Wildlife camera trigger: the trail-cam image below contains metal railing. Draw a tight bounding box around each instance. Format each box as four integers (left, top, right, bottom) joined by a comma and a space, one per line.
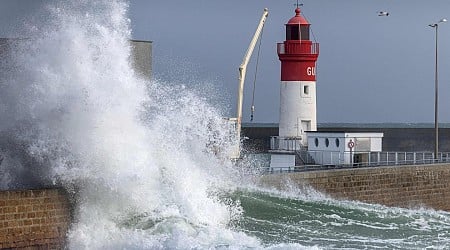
263, 151, 450, 173
277, 42, 319, 55
270, 136, 302, 151
353, 151, 450, 166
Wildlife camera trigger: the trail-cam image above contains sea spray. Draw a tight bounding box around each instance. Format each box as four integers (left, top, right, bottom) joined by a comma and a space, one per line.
0, 0, 260, 249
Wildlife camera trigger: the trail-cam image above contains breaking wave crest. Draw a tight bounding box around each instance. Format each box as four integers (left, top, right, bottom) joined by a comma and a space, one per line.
0, 1, 267, 248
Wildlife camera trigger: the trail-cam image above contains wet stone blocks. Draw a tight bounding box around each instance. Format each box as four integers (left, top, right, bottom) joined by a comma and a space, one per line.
260, 164, 450, 211
0, 189, 71, 249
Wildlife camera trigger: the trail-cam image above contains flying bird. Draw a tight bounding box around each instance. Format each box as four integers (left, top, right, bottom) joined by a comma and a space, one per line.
378, 11, 389, 16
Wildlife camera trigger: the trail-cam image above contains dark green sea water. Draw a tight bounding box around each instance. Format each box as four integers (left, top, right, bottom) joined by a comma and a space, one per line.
230, 188, 450, 249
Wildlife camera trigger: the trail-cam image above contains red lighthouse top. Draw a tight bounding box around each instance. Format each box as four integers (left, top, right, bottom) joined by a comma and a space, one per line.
278, 7, 319, 81
286, 8, 309, 25
284, 7, 312, 41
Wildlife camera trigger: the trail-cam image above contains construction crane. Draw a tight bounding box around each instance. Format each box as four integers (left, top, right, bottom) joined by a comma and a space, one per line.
230, 8, 268, 159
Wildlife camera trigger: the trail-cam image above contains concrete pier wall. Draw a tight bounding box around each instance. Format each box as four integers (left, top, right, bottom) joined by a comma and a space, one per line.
259, 163, 450, 211
130, 39, 152, 80
242, 123, 450, 153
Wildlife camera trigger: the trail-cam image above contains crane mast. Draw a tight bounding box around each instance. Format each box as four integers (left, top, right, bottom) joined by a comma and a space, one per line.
231, 8, 268, 159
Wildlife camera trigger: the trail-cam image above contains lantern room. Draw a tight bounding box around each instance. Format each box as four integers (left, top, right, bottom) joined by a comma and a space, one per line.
285, 8, 310, 41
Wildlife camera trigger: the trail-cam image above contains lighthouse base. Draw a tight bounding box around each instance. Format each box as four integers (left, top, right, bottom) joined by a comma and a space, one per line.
270, 153, 295, 170
268, 136, 302, 170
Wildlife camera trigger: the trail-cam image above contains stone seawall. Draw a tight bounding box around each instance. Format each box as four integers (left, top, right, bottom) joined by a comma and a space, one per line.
0, 189, 71, 249
2, 164, 450, 248
259, 164, 450, 211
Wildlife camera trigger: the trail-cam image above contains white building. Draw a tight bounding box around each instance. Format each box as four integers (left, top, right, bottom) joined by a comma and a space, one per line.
306, 132, 384, 165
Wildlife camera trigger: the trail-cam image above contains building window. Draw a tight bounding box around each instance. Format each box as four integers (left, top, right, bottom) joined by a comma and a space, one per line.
301, 84, 311, 98
314, 138, 319, 147
325, 138, 329, 147
335, 138, 340, 147
300, 25, 310, 40
286, 25, 310, 40
286, 26, 299, 40
303, 85, 309, 95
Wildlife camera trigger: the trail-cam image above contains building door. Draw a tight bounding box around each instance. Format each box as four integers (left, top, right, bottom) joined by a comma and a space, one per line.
353, 154, 362, 166
301, 120, 311, 134
297, 119, 311, 143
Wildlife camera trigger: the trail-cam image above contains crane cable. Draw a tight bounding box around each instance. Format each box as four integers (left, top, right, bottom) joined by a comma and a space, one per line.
250, 22, 265, 122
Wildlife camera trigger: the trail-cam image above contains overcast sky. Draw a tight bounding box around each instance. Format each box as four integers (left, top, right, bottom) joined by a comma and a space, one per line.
1, 1, 450, 124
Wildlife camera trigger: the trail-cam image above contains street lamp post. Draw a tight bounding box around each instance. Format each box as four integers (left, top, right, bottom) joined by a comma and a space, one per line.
429, 18, 447, 161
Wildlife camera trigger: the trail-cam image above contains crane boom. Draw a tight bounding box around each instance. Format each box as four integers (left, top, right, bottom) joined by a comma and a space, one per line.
232, 8, 268, 159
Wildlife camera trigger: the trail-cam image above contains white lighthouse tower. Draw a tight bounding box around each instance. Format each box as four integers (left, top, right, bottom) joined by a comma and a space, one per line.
277, 7, 319, 146
270, 6, 319, 168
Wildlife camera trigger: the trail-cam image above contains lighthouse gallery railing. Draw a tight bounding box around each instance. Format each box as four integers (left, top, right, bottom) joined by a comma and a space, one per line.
277, 42, 319, 55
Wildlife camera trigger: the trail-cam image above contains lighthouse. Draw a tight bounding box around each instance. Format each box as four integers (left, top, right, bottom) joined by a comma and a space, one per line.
269, 8, 385, 169
277, 7, 319, 146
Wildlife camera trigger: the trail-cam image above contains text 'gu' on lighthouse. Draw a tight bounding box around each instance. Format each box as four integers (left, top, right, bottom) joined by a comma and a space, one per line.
277, 6, 319, 145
